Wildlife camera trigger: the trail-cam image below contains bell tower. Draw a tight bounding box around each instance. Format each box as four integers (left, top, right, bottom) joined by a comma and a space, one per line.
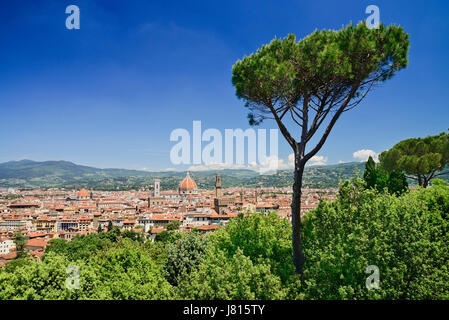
215, 174, 222, 199
154, 178, 160, 197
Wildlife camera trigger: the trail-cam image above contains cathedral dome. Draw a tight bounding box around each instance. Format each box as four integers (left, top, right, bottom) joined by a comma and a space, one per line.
179, 172, 197, 191
77, 189, 90, 198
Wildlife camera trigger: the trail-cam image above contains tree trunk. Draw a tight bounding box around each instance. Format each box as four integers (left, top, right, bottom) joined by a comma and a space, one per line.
423, 177, 429, 188
291, 159, 306, 276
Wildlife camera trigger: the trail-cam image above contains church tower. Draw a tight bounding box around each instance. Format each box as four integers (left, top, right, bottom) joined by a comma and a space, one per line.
215, 174, 222, 199
154, 178, 160, 197
213, 173, 235, 214
148, 178, 165, 207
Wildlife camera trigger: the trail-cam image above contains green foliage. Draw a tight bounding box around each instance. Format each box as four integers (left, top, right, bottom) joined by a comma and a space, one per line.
210, 213, 294, 282
13, 231, 27, 259
46, 234, 111, 261
3, 257, 32, 273
84, 240, 173, 299
178, 248, 288, 300
232, 22, 409, 126
380, 132, 449, 187
363, 156, 377, 188
386, 170, 408, 196
164, 232, 209, 286
431, 178, 449, 187
302, 179, 449, 299
155, 230, 182, 244
166, 220, 180, 231
176, 213, 300, 300
363, 156, 408, 195
121, 230, 145, 243
0, 239, 173, 300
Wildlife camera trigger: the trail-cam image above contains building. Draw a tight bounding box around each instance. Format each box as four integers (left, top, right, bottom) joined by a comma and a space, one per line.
77, 189, 91, 200
153, 178, 160, 197
0, 238, 15, 255
0, 219, 31, 231
149, 178, 165, 207
179, 172, 198, 196
148, 197, 165, 207
213, 174, 235, 213
57, 218, 79, 232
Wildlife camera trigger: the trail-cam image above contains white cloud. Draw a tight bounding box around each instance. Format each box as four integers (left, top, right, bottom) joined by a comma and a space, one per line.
185, 153, 328, 173
252, 155, 293, 174
288, 153, 295, 167
307, 155, 328, 166
353, 149, 379, 162
187, 162, 248, 171
187, 154, 294, 174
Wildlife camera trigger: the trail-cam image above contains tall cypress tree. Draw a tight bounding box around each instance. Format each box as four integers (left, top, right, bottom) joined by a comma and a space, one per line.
13, 230, 27, 259
363, 156, 377, 189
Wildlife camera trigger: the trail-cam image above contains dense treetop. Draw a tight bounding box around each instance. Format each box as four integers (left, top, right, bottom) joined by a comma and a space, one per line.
380, 132, 449, 187
232, 22, 409, 129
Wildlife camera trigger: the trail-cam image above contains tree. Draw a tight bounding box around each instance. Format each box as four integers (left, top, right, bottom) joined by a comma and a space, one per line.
13, 230, 27, 259
431, 178, 448, 187
363, 156, 378, 189
97, 225, 102, 233
107, 220, 113, 231
232, 22, 409, 275
155, 230, 182, 244
363, 156, 408, 195
379, 132, 449, 187
211, 212, 294, 283
122, 230, 145, 243
165, 232, 209, 286
0, 240, 174, 300
302, 178, 449, 299
178, 248, 288, 300
386, 170, 408, 195
166, 220, 180, 231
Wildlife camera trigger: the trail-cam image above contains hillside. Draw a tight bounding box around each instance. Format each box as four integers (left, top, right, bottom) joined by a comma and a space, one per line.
0, 160, 366, 190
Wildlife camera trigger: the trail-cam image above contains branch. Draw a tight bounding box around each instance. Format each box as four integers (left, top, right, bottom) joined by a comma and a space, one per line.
267, 100, 297, 150
433, 171, 449, 178
303, 85, 359, 163
290, 109, 302, 127
298, 95, 310, 161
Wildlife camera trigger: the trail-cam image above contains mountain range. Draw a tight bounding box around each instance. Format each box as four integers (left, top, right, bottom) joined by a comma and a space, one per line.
0, 159, 367, 190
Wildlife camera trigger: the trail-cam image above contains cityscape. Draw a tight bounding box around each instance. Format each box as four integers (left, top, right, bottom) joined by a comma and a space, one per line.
0, 0, 448, 309
0, 172, 337, 265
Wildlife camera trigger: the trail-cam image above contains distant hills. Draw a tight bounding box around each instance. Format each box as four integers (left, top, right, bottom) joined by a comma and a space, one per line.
0, 159, 367, 190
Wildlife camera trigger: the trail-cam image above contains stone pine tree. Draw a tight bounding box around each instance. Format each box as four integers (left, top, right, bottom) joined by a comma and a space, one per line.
380, 132, 449, 188
232, 22, 409, 275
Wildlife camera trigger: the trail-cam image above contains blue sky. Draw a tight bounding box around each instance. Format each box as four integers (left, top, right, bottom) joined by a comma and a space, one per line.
0, 0, 448, 171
